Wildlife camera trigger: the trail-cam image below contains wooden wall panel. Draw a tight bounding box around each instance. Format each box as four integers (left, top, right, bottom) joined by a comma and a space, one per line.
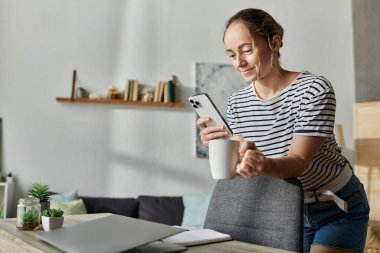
354, 102, 380, 233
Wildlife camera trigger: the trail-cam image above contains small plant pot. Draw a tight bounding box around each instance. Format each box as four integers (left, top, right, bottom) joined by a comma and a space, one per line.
42, 216, 64, 231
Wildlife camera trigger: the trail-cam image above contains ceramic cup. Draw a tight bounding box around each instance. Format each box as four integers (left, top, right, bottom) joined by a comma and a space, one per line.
209, 139, 240, 179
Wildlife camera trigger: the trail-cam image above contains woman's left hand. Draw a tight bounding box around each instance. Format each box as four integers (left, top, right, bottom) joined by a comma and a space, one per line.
237, 141, 269, 179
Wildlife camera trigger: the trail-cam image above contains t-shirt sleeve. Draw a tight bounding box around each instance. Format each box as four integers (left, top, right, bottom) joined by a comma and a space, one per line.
294, 76, 336, 137
226, 95, 238, 135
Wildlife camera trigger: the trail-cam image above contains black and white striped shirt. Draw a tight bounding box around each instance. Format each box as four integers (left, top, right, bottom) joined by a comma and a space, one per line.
227, 71, 347, 191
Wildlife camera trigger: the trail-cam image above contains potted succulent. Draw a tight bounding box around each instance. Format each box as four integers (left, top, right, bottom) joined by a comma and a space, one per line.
27, 183, 52, 213
41, 208, 64, 231
17, 210, 39, 231
6, 172, 13, 183
0, 173, 5, 182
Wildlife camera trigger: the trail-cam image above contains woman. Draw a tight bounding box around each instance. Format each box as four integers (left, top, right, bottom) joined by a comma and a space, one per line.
197, 8, 369, 253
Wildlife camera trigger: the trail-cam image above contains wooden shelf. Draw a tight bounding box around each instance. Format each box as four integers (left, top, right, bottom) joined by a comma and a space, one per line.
56, 97, 185, 108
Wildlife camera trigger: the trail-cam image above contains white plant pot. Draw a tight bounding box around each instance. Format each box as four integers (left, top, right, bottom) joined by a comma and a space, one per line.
42, 216, 64, 231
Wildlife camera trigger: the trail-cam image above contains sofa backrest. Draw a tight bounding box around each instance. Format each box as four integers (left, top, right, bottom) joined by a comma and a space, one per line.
81, 197, 139, 218
137, 196, 184, 225
80, 195, 185, 226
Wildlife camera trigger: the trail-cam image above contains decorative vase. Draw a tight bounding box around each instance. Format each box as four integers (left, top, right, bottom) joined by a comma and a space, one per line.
6, 176, 13, 183
40, 201, 50, 214
41, 216, 64, 231
16, 197, 41, 231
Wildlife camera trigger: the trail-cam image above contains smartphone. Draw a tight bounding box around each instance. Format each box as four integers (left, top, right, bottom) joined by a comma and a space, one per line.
188, 93, 233, 136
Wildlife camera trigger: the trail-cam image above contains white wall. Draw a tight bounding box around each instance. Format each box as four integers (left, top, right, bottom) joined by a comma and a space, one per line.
0, 0, 355, 213
353, 0, 380, 102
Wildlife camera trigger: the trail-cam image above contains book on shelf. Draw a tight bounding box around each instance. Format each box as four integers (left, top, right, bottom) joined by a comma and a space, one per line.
128, 80, 134, 101
154, 81, 165, 102
162, 228, 232, 246
132, 80, 139, 101
153, 80, 175, 103
167, 80, 174, 102
158, 82, 165, 102
152, 76, 177, 103
124, 81, 130, 101
153, 81, 160, 102
164, 78, 175, 103
163, 81, 169, 103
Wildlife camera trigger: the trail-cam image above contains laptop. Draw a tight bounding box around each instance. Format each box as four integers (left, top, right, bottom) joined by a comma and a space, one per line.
37, 214, 187, 253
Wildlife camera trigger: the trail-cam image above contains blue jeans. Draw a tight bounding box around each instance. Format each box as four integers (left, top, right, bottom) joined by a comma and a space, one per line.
304, 175, 370, 253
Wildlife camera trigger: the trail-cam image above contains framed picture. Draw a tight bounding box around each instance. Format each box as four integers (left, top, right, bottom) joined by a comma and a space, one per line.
195, 62, 246, 158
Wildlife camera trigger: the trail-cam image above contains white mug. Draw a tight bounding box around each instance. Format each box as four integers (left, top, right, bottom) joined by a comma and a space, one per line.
209, 139, 240, 179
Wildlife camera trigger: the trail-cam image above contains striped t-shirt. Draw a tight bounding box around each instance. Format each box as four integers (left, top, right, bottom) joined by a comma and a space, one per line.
226, 71, 347, 191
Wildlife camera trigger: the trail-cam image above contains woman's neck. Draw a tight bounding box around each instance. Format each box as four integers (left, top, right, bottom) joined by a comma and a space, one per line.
253, 69, 300, 100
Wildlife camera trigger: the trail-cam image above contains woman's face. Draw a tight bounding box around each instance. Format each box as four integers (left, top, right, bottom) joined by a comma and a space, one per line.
224, 22, 273, 83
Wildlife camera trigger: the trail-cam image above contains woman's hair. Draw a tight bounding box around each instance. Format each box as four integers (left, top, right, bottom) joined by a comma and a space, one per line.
223, 8, 284, 57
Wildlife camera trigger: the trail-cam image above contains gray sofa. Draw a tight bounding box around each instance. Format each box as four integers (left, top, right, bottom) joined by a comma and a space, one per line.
81, 195, 185, 226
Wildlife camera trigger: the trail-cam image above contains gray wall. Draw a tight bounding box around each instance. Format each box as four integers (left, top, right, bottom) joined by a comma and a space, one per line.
353, 0, 380, 102
0, 0, 356, 214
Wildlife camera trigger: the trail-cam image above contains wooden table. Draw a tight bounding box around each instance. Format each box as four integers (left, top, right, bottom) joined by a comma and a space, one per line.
0, 213, 295, 253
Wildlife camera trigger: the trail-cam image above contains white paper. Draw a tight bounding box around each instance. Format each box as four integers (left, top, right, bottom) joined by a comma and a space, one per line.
162, 229, 232, 246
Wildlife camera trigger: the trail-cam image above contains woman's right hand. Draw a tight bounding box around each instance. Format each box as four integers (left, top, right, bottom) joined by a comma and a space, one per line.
197, 117, 230, 148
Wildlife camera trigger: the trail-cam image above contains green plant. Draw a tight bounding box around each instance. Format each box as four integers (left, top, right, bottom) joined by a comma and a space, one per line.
27, 183, 51, 202
42, 208, 64, 218
22, 210, 38, 222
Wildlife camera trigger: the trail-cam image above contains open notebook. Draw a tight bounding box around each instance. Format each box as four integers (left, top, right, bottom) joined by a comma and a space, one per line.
162, 229, 232, 246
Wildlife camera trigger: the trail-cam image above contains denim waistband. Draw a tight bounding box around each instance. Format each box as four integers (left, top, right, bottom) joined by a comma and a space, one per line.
304, 163, 352, 212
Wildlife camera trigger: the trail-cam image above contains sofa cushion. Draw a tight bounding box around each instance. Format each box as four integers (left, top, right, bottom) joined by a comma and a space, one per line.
181, 192, 212, 229
50, 199, 87, 216
50, 190, 79, 202
138, 196, 184, 225
81, 197, 139, 218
